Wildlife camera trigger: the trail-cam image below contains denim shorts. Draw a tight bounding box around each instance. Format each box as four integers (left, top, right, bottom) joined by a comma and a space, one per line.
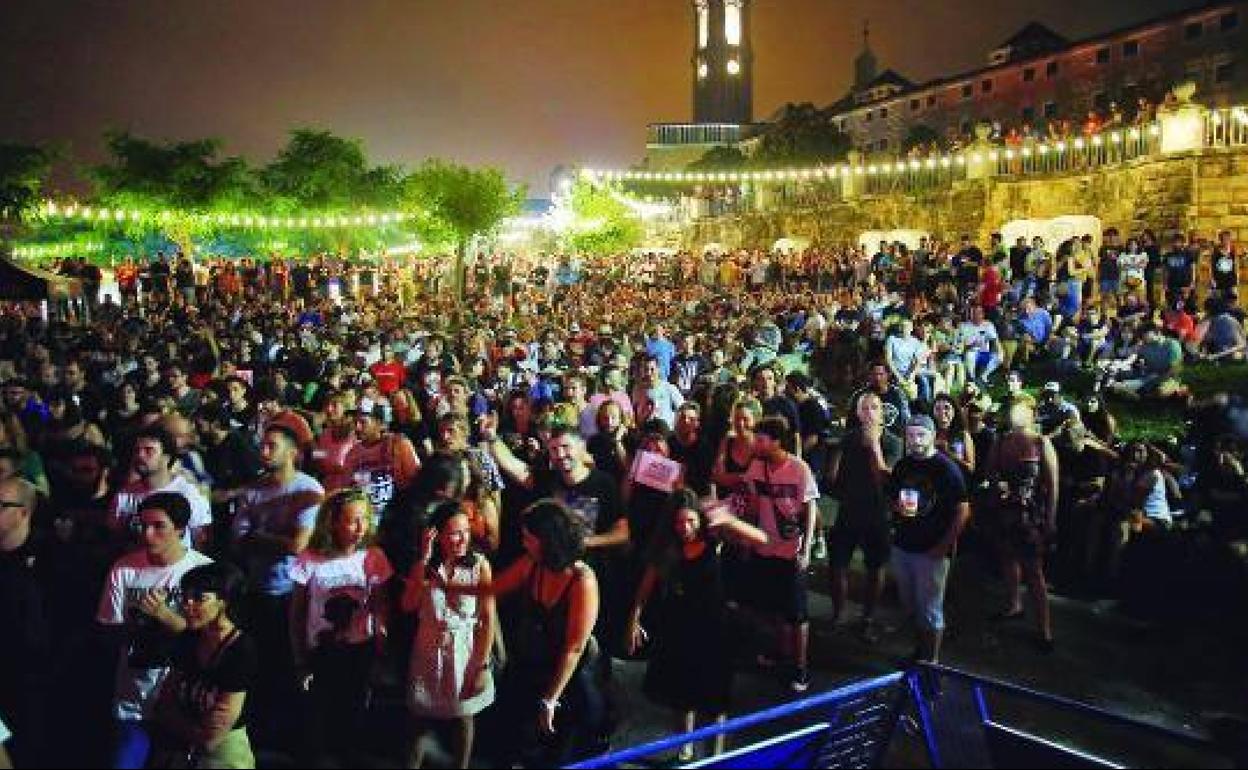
890, 547, 952, 632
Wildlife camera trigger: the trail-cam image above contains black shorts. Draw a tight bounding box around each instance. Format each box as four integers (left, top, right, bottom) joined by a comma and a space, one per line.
742, 556, 808, 624
828, 520, 891, 570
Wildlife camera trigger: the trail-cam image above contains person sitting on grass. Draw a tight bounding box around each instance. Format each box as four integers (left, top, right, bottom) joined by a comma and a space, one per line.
1196, 299, 1248, 364
1104, 325, 1189, 403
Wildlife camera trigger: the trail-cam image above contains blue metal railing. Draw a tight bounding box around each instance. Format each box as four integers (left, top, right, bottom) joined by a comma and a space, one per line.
913, 663, 1215, 751
569, 664, 1228, 769
567, 672, 906, 769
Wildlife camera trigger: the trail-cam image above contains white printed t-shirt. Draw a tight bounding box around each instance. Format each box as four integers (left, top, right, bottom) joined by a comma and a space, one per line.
109, 475, 213, 548
96, 548, 214, 720
290, 548, 395, 650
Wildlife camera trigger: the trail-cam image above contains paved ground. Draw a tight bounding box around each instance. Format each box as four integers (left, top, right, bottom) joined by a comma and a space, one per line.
595, 549, 1247, 769
286, 544, 1245, 768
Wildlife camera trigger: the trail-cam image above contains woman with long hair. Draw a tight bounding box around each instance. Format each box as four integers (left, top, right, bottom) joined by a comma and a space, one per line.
149, 562, 258, 769
932, 393, 975, 477
585, 400, 632, 484
712, 396, 762, 603
0, 414, 48, 496
289, 489, 395, 763
401, 501, 497, 768
984, 403, 1060, 651
450, 499, 605, 766
626, 490, 767, 761
390, 386, 434, 459
312, 391, 358, 491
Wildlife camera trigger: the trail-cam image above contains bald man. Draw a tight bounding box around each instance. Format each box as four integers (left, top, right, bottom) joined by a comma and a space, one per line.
0, 477, 50, 767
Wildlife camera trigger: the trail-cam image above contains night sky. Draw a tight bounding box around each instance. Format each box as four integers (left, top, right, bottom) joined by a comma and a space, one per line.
0, 0, 1198, 194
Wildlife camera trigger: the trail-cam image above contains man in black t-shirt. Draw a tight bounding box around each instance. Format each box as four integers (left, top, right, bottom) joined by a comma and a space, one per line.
0, 478, 52, 767
888, 415, 970, 663
1163, 233, 1196, 306
827, 392, 902, 637
1211, 230, 1241, 301
847, 362, 912, 437
488, 424, 628, 645
785, 372, 833, 485
752, 364, 802, 454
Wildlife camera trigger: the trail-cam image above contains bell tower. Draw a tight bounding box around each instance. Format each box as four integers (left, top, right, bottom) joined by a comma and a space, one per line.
692, 0, 754, 124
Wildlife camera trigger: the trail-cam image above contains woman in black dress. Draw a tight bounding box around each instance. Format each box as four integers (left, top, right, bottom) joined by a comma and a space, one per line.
625, 490, 767, 762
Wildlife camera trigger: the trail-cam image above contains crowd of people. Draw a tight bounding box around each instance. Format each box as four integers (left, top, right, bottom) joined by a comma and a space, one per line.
2, 224, 1247, 769
903, 95, 1160, 157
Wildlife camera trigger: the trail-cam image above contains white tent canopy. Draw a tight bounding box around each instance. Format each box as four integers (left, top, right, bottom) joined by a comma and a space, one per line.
772, 237, 812, 254
1000, 215, 1103, 253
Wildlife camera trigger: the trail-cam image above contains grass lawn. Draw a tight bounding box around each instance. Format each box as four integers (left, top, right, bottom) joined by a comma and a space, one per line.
789, 352, 1248, 443
1111, 361, 1248, 441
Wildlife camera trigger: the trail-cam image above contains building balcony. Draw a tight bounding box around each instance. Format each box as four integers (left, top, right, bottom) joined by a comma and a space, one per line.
647, 122, 762, 147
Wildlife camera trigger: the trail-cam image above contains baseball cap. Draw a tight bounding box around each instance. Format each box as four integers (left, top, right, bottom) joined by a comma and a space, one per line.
906, 414, 936, 433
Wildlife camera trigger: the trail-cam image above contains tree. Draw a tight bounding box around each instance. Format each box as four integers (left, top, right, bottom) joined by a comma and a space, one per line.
0, 142, 56, 223
564, 180, 643, 256
903, 124, 942, 153
91, 131, 258, 253
403, 160, 524, 301
751, 102, 850, 165
688, 145, 748, 170
260, 129, 403, 212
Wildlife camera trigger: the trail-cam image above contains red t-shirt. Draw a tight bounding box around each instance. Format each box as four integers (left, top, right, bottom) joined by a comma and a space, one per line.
980, 266, 1004, 310
369, 360, 407, 395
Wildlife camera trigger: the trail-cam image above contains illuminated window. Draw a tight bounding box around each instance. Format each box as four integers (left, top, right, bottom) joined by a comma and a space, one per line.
698, 60, 709, 79
727, 59, 741, 75
697, 1, 709, 49
725, 0, 743, 46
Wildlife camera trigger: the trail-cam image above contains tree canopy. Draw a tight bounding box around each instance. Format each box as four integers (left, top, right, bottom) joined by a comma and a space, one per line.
0, 142, 57, 221
903, 124, 942, 153
403, 160, 524, 251
750, 102, 851, 165
402, 159, 525, 298
260, 129, 403, 212
564, 180, 643, 256
688, 145, 749, 171
92, 131, 257, 212
14, 128, 523, 263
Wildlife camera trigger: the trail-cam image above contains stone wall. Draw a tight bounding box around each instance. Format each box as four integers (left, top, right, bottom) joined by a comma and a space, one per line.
683, 145, 1248, 249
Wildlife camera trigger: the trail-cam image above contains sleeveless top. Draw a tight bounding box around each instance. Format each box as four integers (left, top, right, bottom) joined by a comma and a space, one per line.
514, 564, 596, 673
721, 436, 754, 521
996, 434, 1046, 530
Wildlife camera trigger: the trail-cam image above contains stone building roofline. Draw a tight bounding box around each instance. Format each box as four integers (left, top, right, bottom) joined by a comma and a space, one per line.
824, 0, 1239, 115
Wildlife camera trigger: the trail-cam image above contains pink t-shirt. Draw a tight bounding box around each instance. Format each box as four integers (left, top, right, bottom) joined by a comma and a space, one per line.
744, 455, 820, 561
